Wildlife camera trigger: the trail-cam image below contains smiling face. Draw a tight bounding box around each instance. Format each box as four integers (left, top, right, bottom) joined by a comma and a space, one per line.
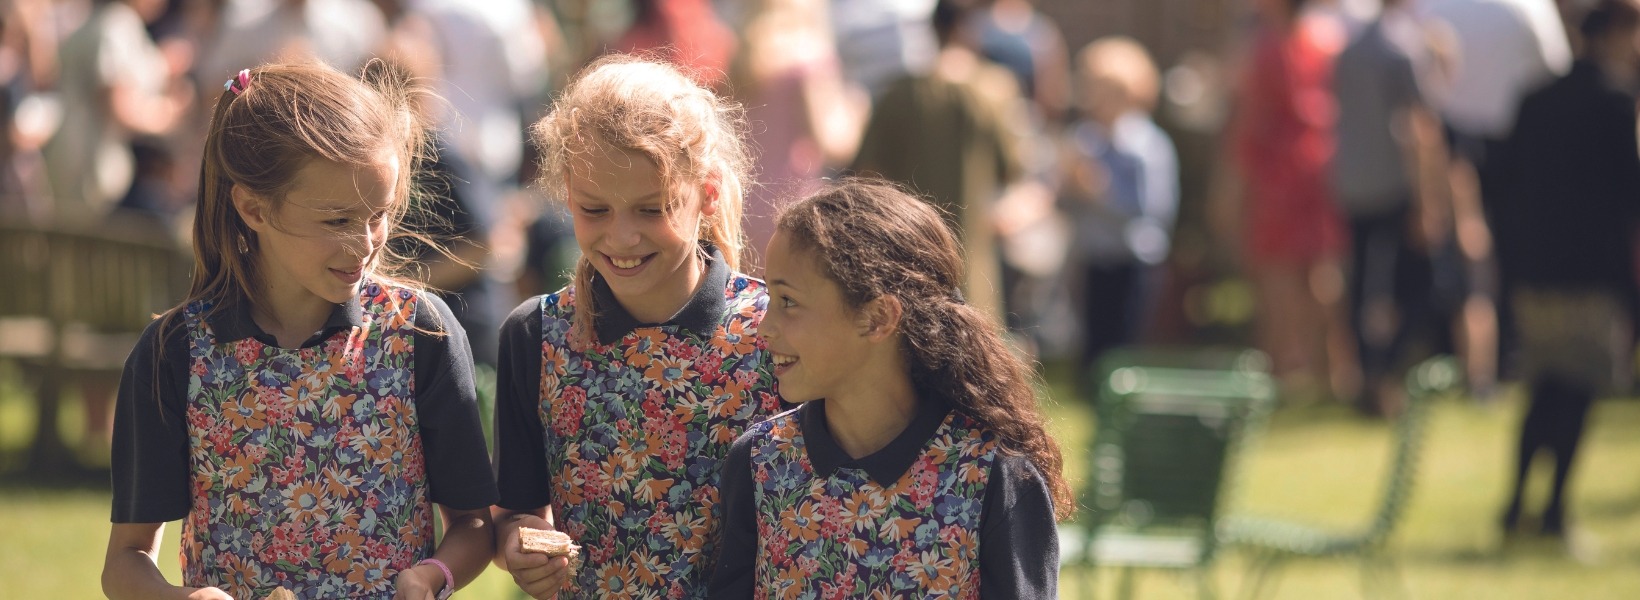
568, 143, 718, 321
760, 230, 886, 403
236, 152, 400, 306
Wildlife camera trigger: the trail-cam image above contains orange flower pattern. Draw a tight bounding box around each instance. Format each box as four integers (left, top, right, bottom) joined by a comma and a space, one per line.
179, 282, 433, 600
538, 275, 782, 599
745, 410, 999, 599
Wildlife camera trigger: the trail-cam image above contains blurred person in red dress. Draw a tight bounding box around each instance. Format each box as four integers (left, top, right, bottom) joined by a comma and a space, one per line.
615, 0, 736, 88
732, 0, 869, 274
1230, 0, 1357, 403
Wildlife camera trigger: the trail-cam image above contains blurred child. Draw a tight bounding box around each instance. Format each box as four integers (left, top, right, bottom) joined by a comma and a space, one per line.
709, 179, 1070, 598
104, 63, 498, 600
491, 55, 783, 599
1062, 36, 1179, 372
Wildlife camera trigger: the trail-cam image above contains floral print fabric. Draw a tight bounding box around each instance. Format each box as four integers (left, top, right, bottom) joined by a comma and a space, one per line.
180, 282, 432, 600
539, 275, 782, 599
746, 409, 999, 600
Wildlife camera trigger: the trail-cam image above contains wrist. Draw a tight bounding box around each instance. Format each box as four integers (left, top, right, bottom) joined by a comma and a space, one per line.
413, 559, 454, 600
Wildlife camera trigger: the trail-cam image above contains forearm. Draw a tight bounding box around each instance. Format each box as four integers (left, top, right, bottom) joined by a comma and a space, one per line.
102, 546, 199, 600
426, 507, 495, 590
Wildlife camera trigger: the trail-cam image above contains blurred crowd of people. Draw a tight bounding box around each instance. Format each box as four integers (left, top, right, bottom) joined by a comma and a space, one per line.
1229, 0, 1640, 539
3, 0, 1637, 537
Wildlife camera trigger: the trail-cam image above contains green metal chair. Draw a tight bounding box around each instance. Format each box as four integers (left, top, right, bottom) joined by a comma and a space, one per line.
1216, 356, 1461, 600
1059, 347, 1278, 600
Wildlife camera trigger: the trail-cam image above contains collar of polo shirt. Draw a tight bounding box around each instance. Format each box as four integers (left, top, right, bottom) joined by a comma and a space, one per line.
206, 293, 367, 348
589, 242, 731, 345
799, 394, 953, 486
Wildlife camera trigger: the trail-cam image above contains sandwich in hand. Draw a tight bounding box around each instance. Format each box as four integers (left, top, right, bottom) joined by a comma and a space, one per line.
518, 527, 580, 560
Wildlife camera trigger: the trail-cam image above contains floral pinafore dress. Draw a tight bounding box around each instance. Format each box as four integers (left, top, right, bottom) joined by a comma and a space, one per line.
747, 409, 1000, 599
179, 282, 433, 599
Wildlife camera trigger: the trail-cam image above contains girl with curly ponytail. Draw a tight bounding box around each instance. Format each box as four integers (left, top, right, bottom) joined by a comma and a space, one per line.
711, 178, 1071, 598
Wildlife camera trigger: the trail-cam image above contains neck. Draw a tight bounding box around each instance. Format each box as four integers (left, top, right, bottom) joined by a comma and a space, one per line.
822, 349, 919, 459
935, 46, 978, 83
616, 249, 703, 324
1596, 48, 1640, 91
253, 268, 339, 349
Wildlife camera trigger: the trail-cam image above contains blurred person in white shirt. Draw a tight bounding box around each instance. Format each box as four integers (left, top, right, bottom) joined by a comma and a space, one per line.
45, 0, 192, 227
1422, 0, 1570, 161
199, 0, 386, 84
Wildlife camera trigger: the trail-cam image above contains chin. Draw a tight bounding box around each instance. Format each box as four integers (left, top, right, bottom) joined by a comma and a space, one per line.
312, 280, 359, 304
775, 382, 821, 405
599, 267, 660, 297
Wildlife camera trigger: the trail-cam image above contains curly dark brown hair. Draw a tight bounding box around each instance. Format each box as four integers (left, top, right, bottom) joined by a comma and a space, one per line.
776, 177, 1074, 520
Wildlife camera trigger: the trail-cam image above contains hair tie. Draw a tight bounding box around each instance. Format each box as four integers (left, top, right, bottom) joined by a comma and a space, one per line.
951, 288, 965, 305
224, 69, 251, 96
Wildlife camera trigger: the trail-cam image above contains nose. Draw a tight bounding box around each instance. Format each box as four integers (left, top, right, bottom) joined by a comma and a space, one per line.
760, 307, 782, 342
608, 211, 643, 250
342, 219, 387, 260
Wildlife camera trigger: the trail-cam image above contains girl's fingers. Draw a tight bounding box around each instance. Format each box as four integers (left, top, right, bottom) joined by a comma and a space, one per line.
506, 548, 551, 569
522, 571, 567, 600
515, 557, 570, 599
510, 554, 568, 579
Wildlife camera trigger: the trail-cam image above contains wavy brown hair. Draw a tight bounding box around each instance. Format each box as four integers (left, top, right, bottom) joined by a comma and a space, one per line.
776, 178, 1074, 520
530, 53, 751, 349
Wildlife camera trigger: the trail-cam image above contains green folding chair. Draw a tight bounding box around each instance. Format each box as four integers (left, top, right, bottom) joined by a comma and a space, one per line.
1059, 348, 1277, 600
1216, 356, 1461, 600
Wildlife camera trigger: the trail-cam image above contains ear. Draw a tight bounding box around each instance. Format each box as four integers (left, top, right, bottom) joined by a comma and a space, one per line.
698, 173, 720, 217
858, 295, 904, 343
231, 184, 270, 233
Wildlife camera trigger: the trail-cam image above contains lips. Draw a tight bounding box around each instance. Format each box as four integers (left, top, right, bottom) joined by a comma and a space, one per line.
330, 266, 364, 285
603, 252, 655, 275
771, 352, 799, 376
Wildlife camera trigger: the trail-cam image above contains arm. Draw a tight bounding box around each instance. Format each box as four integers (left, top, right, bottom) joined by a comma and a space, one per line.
800, 59, 870, 168
491, 298, 568, 598
108, 319, 202, 599
706, 434, 759, 599
1401, 103, 1453, 252
395, 506, 495, 599
978, 455, 1059, 600
103, 523, 231, 600
109, 78, 192, 136
401, 295, 501, 598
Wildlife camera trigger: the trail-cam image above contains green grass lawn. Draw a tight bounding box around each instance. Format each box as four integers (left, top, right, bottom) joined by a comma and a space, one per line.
5, 375, 1640, 598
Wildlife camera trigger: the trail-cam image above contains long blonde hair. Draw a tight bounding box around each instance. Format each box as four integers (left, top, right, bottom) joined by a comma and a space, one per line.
531, 54, 751, 348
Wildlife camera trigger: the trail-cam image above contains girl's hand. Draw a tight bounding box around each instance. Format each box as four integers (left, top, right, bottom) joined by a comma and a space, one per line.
185, 588, 234, 600
500, 520, 571, 600
392, 564, 446, 600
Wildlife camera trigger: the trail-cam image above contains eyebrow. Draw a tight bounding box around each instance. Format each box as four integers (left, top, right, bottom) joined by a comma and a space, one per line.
569, 187, 666, 205
768, 279, 798, 291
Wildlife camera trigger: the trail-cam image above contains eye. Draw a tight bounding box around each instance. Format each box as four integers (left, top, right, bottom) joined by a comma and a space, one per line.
780, 295, 796, 308
639, 207, 665, 217
325, 217, 350, 227
579, 206, 608, 217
